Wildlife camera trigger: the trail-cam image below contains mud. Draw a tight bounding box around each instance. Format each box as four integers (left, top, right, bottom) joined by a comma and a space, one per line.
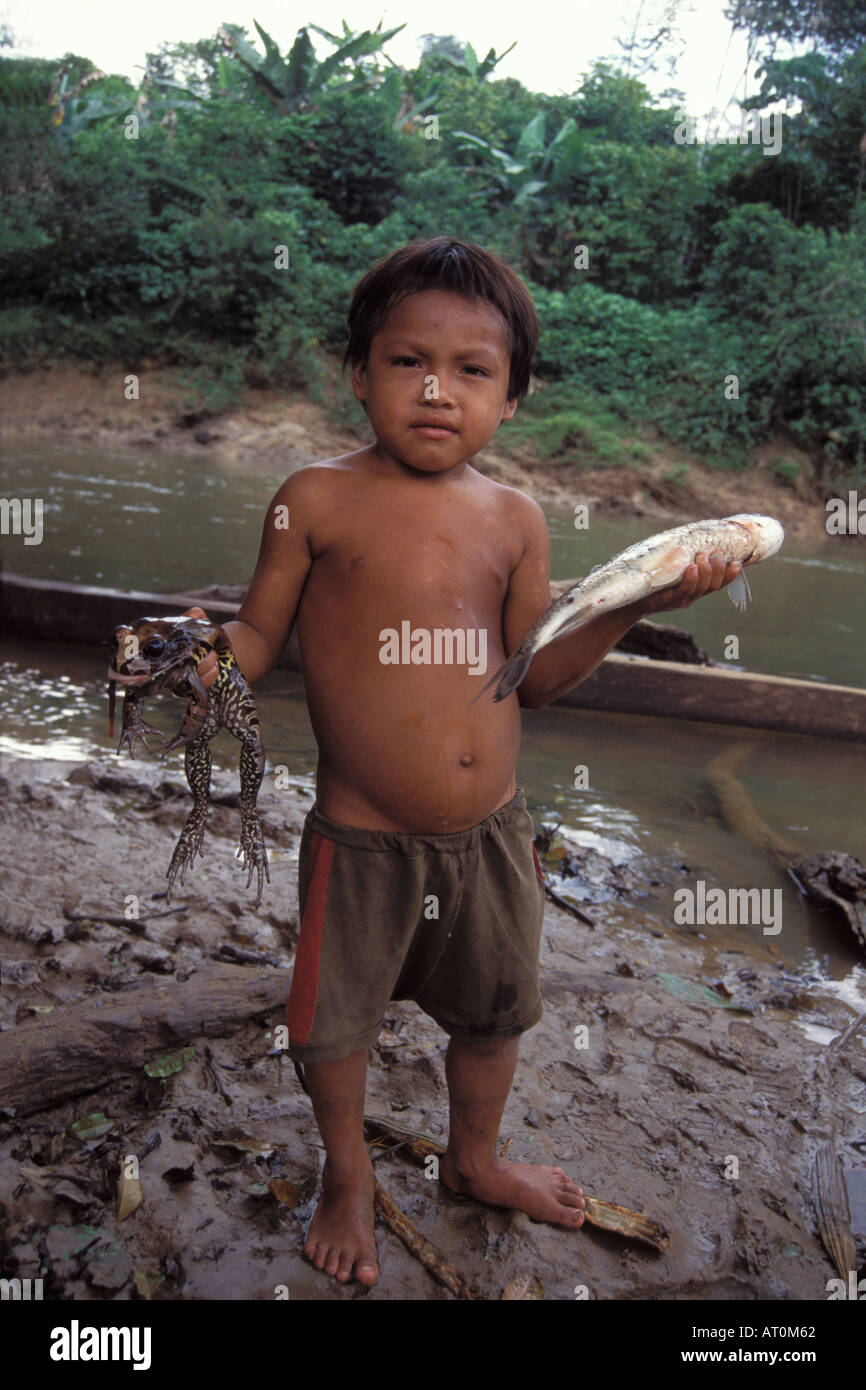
1, 753, 864, 1300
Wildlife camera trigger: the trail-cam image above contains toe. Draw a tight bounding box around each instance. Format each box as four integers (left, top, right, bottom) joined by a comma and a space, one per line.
357, 1260, 378, 1287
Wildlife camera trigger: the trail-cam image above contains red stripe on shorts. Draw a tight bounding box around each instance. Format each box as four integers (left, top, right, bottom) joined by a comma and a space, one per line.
532, 844, 545, 884
286, 830, 334, 1046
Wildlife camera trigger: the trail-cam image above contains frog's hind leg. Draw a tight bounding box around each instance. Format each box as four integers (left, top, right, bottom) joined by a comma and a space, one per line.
237, 730, 270, 909
165, 736, 212, 901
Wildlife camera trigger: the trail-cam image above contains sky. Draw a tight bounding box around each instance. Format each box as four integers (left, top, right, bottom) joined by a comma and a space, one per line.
1, 0, 765, 117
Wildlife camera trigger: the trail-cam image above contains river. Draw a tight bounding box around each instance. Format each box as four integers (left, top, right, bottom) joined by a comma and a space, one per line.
2, 440, 865, 995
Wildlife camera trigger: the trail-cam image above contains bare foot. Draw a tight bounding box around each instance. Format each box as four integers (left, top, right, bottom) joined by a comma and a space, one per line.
439, 1152, 586, 1229
303, 1156, 379, 1286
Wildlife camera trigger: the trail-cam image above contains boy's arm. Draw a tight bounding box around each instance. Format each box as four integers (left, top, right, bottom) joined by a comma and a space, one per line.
188, 473, 314, 689
501, 497, 741, 710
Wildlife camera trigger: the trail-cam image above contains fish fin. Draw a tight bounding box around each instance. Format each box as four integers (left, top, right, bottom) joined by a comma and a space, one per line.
470, 650, 534, 705
726, 568, 752, 612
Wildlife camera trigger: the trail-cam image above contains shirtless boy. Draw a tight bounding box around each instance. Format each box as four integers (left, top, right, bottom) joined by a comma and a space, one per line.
190, 236, 741, 1288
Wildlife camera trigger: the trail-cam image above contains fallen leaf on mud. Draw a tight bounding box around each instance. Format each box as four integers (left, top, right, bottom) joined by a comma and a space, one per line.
144, 1046, 195, 1078
54, 1179, 92, 1207
18, 1160, 56, 1188
246, 1182, 271, 1197
117, 1174, 143, 1221
70, 1112, 113, 1141
210, 1135, 275, 1157
87, 1244, 132, 1290
162, 1164, 195, 1185
267, 1178, 300, 1207
134, 1267, 165, 1300
502, 1274, 544, 1300
653, 972, 753, 1012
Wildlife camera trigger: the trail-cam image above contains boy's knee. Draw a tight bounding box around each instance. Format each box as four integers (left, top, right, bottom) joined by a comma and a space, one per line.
448, 1032, 520, 1056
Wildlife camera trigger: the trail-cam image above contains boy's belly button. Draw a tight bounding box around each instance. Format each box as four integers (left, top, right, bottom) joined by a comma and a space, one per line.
459, 752, 475, 767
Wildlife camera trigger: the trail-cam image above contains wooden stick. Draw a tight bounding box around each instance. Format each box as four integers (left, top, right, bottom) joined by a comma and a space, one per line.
373, 1179, 478, 1300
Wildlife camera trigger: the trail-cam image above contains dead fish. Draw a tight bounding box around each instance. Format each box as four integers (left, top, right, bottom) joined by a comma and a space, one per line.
476, 514, 784, 703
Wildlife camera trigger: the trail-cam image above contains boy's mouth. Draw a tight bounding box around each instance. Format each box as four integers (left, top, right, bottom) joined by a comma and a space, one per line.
411, 421, 459, 438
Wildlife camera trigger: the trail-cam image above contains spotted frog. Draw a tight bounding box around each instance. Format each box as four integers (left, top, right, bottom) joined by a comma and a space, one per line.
107, 615, 269, 907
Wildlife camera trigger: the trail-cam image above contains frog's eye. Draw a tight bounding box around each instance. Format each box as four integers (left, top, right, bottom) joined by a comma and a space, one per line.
143, 637, 166, 658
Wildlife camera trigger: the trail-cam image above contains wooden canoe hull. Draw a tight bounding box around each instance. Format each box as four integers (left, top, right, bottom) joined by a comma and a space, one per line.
3, 572, 865, 741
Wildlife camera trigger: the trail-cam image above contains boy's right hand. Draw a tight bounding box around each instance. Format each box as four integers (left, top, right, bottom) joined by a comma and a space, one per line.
182, 607, 219, 690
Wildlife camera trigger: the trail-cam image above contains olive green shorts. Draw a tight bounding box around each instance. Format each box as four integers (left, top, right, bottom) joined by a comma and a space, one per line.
285, 789, 546, 1064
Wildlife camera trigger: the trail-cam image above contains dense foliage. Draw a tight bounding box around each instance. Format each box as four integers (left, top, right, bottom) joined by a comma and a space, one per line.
1, 16, 864, 484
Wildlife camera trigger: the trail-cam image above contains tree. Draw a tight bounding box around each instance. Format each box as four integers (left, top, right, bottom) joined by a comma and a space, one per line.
725, 0, 866, 54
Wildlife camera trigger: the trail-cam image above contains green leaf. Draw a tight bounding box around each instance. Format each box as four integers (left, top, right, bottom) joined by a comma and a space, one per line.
284, 28, 315, 102
653, 972, 753, 1012
71, 1112, 113, 1141
516, 110, 547, 162
144, 1045, 195, 1078
513, 178, 547, 208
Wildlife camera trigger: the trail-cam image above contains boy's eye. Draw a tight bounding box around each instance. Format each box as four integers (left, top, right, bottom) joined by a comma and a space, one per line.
392, 356, 420, 366
463, 366, 488, 376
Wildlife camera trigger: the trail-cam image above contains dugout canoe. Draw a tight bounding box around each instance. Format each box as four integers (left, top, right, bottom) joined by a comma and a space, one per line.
2, 571, 865, 741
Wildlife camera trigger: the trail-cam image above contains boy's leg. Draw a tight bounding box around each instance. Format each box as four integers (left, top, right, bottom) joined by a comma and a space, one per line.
440, 1035, 586, 1228
301, 1048, 379, 1286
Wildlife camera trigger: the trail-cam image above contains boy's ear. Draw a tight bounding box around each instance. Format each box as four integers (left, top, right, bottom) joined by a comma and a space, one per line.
351, 362, 368, 403
502, 396, 518, 422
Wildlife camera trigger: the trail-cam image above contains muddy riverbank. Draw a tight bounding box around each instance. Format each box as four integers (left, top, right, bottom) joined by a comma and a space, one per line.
0, 363, 832, 540
0, 753, 863, 1300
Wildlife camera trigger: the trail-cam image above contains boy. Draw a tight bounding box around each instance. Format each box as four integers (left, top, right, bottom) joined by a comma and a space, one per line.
190, 236, 740, 1288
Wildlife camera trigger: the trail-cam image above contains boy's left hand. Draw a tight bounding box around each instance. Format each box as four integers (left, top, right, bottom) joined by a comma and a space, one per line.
633, 552, 742, 617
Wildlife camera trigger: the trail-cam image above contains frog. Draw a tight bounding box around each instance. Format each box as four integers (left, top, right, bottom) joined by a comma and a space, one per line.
107, 615, 270, 907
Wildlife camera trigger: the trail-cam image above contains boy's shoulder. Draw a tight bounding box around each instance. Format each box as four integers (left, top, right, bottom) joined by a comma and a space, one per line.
269, 448, 371, 501
473, 468, 547, 530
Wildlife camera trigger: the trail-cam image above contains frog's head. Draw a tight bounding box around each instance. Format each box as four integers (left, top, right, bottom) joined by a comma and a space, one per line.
107, 616, 215, 738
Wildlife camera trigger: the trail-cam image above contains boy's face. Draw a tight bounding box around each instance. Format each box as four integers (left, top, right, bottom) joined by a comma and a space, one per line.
352, 289, 518, 475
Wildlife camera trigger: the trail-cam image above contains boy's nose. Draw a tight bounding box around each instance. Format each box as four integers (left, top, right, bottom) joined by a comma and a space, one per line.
416, 372, 456, 405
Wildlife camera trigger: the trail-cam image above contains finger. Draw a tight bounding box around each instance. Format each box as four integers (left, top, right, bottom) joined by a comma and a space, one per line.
705, 552, 730, 593
197, 651, 218, 688
674, 561, 701, 601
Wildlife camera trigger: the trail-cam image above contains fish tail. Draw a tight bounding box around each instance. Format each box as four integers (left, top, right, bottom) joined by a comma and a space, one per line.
470, 650, 534, 705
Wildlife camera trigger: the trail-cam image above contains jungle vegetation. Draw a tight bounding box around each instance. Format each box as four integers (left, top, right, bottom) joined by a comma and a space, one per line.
1, 7, 864, 487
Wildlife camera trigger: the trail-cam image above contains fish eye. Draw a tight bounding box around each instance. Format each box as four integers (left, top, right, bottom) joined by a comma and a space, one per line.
143, 637, 165, 657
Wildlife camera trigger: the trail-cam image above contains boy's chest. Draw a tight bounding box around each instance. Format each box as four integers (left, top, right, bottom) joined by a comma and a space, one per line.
313, 498, 513, 605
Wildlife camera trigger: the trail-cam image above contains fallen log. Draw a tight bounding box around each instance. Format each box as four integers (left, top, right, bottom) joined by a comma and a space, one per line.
0, 964, 287, 1118
706, 743, 866, 949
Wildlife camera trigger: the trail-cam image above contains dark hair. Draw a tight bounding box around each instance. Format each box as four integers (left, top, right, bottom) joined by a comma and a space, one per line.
343, 236, 538, 403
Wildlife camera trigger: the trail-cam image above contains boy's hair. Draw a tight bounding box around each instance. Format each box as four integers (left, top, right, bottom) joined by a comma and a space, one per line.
343, 236, 538, 404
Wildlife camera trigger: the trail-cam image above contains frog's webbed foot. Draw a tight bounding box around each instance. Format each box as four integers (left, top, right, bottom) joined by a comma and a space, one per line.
118, 719, 168, 759
237, 812, 270, 909
165, 737, 212, 902
165, 807, 209, 902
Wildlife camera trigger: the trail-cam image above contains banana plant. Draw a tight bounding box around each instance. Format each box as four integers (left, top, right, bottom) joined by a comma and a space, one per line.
218, 18, 406, 111
436, 38, 517, 82
454, 110, 579, 207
